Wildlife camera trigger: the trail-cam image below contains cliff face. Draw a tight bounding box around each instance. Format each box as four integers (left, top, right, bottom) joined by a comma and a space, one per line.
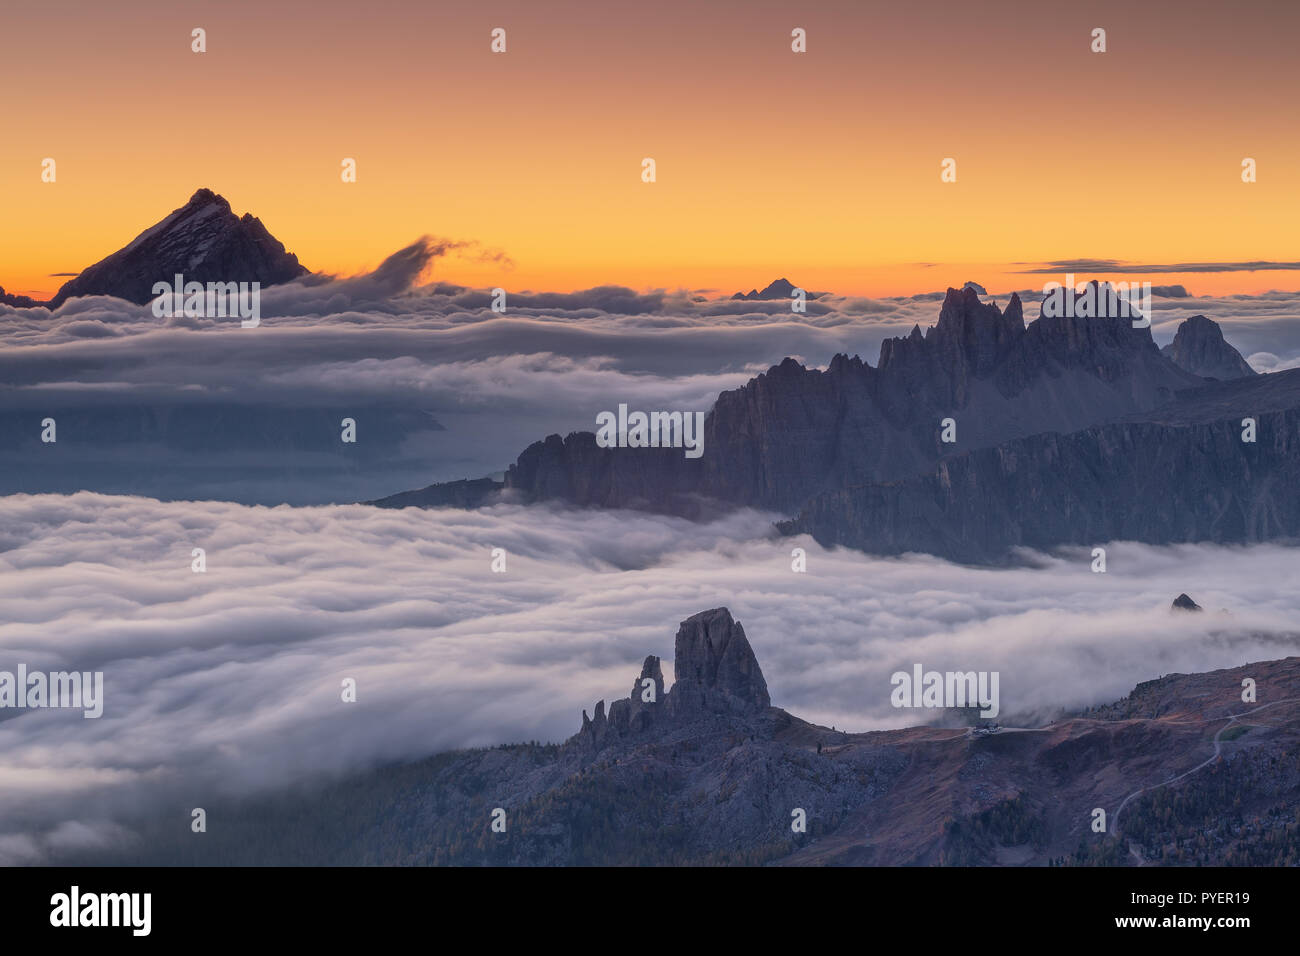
505, 431, 707, 514
376, 290, 1290, 563
1162, 314, 1257, 381
497, 288, 1205, 515
781, 372, 1300, 562
49, 189, 307, 307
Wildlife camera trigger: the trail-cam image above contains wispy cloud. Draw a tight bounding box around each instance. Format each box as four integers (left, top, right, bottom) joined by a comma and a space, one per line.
1016, 259, 1300, 274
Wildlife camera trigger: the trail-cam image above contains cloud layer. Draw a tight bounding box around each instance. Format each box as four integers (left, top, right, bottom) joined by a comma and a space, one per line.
3, 251, 1300, 502
2, 492, 1297, 861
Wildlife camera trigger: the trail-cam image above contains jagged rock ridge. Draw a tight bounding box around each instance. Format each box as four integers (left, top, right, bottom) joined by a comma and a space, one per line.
731, 277, 808, 300
377, 287, 1211, 519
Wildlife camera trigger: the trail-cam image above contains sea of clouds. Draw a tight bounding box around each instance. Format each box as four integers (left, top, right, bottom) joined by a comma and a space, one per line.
1, 491, 1298, 862
3, 242, 1300, 861
3, 238, 1300, 503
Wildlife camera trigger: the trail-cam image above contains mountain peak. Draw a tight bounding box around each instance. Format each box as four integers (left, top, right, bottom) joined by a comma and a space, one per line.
187, 187, 227, 207
1161, 315, 1257, 381
1172, 593, 1204, 612
731, 277, 805, 301
48, 189, 307, 308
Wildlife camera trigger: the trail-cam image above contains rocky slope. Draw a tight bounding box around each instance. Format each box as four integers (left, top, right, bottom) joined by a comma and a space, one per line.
63, 605, 1300, 867
47, 188, 307, 307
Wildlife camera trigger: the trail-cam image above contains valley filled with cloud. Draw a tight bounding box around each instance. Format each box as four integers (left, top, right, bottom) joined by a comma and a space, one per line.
4, 241, 1300, 503
2, 489, 1297, 862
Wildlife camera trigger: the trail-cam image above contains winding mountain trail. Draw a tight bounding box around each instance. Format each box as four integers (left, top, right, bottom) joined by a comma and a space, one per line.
1111, 695, 1300, 863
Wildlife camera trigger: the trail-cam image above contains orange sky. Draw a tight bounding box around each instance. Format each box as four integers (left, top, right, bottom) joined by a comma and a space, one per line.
2, 0, 1298, 300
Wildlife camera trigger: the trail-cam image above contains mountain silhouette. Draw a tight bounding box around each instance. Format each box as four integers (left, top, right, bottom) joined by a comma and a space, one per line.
47, 188, 307, 307
376, 288, 1292, 560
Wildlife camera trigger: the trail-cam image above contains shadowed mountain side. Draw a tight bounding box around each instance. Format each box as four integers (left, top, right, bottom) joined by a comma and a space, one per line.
1162, 314, 1257, 381
499, 288, 1202, 515
51, 606, 1300, 867
780, 369, 1300, 563
47, 189, 307, 308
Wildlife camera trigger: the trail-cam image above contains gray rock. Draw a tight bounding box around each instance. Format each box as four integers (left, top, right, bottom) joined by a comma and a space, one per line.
781, 368, 1300, 562
667, 608, 770, 716
576, 609, 768, 751
1161, 314, 1257, 381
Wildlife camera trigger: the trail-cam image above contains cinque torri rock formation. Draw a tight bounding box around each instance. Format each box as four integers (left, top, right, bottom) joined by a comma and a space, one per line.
376, 288, 1295, 562
60, 606, 1300, 867
47, 189, 307, 307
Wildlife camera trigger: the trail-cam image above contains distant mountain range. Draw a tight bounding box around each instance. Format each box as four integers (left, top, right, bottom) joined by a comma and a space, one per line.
731, 277, 816, 301
1, 189, 307, 308
65, 604, 1300, 866
376, 285, 1284, 561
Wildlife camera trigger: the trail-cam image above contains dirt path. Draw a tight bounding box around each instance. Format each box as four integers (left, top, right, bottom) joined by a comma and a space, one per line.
1113, 695, 1300, 864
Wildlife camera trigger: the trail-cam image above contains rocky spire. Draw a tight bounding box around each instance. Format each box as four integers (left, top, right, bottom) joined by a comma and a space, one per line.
666, 607, 770, 717
574, 608, 770, 749
1161, 315, 1257, 381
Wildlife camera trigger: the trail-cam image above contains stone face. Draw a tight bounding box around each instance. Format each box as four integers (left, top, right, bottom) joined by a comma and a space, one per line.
1161, 315, 1257, 381
49, 189, 308, 307
781, 368, 1300, 562
667, 608, 770, 716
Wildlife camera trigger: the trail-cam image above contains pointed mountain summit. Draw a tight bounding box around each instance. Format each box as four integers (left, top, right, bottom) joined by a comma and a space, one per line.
49, 189, 307, 307
731, 277, 806, 300
1172, 593, 1204, 612
1161, 315, 1257, 381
